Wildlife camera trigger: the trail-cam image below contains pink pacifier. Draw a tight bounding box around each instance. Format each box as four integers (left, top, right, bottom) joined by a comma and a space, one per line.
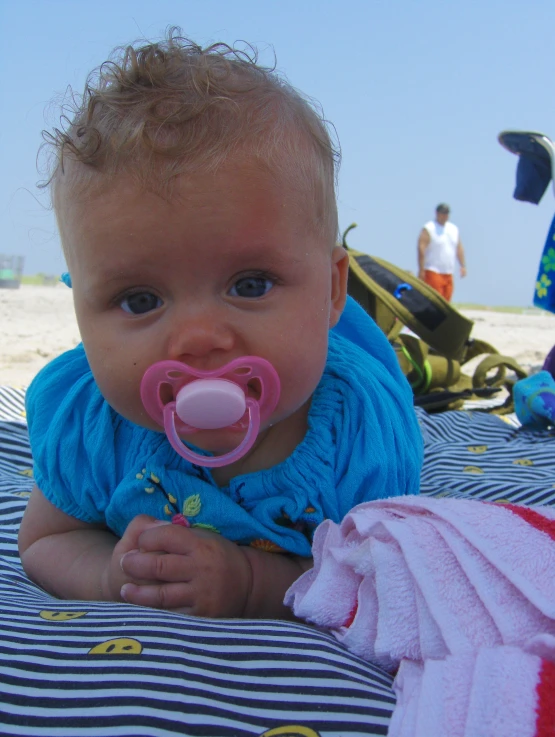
140, 357, 280, 467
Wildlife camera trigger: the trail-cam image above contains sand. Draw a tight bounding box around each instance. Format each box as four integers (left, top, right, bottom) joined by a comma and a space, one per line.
0, 284, 554, 387
0, 284, 81, 388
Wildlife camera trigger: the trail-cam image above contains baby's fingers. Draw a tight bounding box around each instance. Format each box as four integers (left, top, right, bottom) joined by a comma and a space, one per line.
117, 516, 170, 555
121, 550, 191, 583
137, 523, 221, 555
120, 581, 194, 613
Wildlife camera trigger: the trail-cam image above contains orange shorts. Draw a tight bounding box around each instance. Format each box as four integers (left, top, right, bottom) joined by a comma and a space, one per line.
423, 270, 454, 302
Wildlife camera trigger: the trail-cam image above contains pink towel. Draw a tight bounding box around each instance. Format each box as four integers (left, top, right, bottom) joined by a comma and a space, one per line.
286, 496, 555, 668
389, 637, 555, 737
284, 496, 555, 735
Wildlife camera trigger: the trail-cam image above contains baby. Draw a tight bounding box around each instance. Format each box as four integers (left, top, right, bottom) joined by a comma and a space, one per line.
18, 31, 423, 619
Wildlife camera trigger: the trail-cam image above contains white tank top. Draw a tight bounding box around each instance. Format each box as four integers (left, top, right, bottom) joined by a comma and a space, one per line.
423, 220, 459, 274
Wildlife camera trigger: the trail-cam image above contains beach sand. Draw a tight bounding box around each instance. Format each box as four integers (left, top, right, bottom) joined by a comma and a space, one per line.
1, 284, 554, 387
0, 284, 81, 388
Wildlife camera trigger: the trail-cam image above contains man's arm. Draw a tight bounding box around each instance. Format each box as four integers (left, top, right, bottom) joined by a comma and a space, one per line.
417, 228, 430, 280
457, 239, 467, 278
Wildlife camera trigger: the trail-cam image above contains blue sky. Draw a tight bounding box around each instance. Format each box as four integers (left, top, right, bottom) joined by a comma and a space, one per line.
1, 0, 555, 306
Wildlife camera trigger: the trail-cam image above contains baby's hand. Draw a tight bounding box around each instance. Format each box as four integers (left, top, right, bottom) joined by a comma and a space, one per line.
102, 515, 169, 601
119, 523, 253, 617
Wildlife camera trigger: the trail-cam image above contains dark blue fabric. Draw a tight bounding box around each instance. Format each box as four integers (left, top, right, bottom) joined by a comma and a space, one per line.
533, 214, 555, 313
544, 343, 555, 378
499, 131, 553, 205
514, 153, 552, 204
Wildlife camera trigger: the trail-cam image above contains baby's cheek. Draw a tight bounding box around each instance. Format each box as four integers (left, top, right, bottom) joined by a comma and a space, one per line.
278, 358, 325, 415
91, 362, 150, 426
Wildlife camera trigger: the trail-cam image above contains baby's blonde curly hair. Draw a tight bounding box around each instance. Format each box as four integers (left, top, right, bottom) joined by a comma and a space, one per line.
43, 28, 340, 242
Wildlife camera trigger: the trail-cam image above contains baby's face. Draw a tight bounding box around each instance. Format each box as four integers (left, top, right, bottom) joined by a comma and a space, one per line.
58, 160, 348, 462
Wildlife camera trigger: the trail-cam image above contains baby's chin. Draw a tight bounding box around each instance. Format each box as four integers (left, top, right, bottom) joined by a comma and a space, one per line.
177, 426, 250, 456
123, 411, 247, 450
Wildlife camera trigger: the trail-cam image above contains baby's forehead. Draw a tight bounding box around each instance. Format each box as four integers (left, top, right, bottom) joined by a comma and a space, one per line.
56, 152, 314, 221
55, 160, 325, 260
57, 167, 333, 294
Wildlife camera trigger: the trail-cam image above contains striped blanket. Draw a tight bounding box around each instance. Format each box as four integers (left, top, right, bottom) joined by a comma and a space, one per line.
0, 386, 553, 737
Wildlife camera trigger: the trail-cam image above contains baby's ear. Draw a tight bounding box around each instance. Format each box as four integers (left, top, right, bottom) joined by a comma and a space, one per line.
329, 246, 349, 328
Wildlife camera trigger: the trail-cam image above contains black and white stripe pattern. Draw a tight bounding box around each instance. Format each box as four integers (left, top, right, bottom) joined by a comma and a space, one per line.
417, 407, 555, 505
0, 597, 396, 736
0, 387, 395, 737
0, 385, 26, 424
0, 388, 554, 736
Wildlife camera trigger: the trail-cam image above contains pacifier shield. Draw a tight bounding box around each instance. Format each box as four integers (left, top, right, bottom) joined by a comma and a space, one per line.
140, 356, 281, 467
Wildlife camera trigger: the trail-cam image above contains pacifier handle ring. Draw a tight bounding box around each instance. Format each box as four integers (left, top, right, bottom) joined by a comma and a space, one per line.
163, 398, 260, 468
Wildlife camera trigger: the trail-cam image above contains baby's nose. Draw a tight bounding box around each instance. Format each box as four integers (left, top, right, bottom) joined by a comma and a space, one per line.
167, 310, 235, 360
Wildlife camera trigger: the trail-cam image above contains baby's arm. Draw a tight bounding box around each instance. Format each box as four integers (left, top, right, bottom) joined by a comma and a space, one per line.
242, 543, 313, 619
120, 523, 312, 619
18, 486, 158, 601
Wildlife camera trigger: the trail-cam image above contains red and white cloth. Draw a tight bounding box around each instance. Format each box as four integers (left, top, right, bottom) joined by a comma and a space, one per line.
285, 496, 555, 736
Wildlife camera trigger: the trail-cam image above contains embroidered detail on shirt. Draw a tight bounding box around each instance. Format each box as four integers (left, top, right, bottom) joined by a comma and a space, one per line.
274, 509, 318, 545
140, 471, 221, 533
232, 482, 246, 505
142, 471, 164, 498
171, 514, 190, 527
193, 522, 220, 533
183, 494, 201, 517
250, 539, 286, 553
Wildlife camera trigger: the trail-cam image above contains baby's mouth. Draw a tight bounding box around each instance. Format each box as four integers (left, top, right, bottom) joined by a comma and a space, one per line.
159, 371, 262, 408
245, 378, 262, 402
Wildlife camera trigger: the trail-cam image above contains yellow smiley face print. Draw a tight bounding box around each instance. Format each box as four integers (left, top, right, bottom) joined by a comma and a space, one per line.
39, 610, 87, 621
88, 638, 143, 655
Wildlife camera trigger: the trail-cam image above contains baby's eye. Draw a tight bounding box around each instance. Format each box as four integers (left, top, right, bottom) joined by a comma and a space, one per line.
229, 276, 274, 299
120, 292, 163, 315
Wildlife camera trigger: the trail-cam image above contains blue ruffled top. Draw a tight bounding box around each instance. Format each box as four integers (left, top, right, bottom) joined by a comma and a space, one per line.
26, 297, 423, 556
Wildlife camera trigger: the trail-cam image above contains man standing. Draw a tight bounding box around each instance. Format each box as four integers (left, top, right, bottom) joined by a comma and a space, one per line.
417, 204, 467, 302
